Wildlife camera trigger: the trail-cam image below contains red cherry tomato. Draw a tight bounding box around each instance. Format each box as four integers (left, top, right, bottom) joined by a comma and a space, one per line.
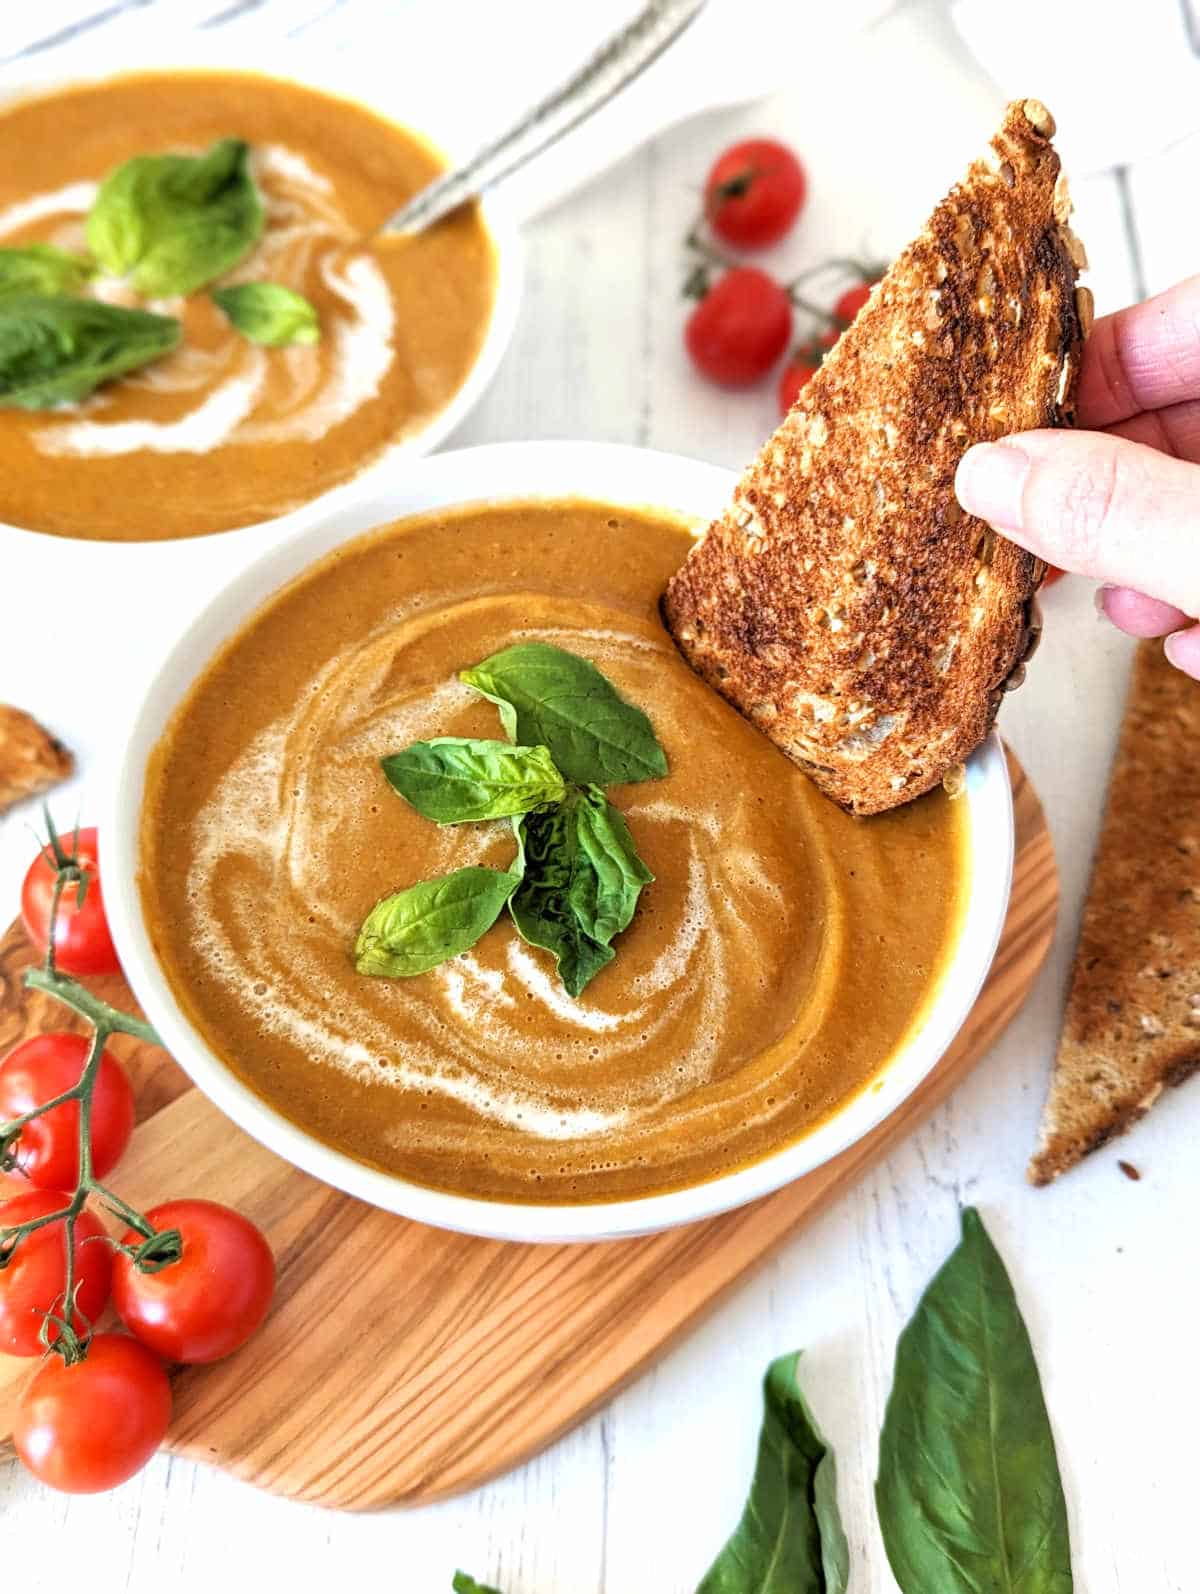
0, 1191, 112, 1356
113, 1199, 274, 1364
0, 1033, 135, 1189
832, 281, 875, 324
14, 1332, 171, 1494
21, 826, 119, 977
777, 332, 835, 414
777, 360, 809, 413
686, 268, 792, 388
704, 138, 806, 250
1042, 565, 1067, 586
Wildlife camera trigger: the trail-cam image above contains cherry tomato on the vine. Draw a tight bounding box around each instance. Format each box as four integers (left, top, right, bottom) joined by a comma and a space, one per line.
0, 1191, 112, 1357
777, 343, 826, 413
704, 138, 806, 250
113, 1199, 274, 1364
21, 826, 119, 977
686, 267, 792, 388
832, 280, 876, 325
14, 1332, 171, 1493
0, 1033, 135, 1189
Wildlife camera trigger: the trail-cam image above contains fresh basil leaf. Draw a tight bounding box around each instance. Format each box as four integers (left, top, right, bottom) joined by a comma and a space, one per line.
876, 1208, 1072, 1594
0, 294, 180, 410
570, 784, 653, 945
452, 1576, 503, 1594
355, 866, 519, 978
697, 1351, 848, 1594
211, 281, 320, 347
87, 137, 264, 297
0, 245, 94, 302
381, 739, 566, 825
460, 642, 668, 786
510, 800, 614, 998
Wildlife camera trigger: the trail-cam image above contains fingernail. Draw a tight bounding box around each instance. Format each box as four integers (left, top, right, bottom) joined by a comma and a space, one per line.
955, 442, 1031, 530
1163, 628, 1200, 676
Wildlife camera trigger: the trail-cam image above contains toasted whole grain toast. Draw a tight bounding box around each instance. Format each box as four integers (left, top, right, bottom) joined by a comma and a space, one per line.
0, 705, 73, 815
664, 100, 1089, 815
1029, 642, 1200, 1185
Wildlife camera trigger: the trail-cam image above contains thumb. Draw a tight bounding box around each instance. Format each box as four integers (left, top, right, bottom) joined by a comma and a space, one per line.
955, 429, 1200, 618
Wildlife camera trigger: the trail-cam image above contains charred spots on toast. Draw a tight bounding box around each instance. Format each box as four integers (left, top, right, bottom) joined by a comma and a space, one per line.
662, 101, 1085, 816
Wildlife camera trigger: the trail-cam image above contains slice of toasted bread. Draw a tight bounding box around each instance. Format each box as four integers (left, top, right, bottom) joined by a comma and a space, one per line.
663, 100, 1088, 815
1029, 642, 1200, 1185
0, 705, 73, 815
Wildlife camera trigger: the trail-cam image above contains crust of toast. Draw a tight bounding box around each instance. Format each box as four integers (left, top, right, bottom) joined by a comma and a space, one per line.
0, 705, 73, 815
663, 100, 1088, 815
1029, 642, 1200, 1185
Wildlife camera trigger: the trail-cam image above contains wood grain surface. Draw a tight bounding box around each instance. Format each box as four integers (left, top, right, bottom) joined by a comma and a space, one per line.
0, 754, 1055, 1510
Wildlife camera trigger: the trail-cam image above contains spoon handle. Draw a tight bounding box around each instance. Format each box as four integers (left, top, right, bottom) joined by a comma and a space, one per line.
384, 0, 708, 236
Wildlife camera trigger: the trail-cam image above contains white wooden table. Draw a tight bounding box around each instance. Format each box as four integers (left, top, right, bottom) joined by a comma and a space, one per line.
2, 3, 1198, 1590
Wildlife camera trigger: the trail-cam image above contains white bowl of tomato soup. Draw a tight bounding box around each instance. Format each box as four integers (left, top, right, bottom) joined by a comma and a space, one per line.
0, 47, 521, 545
101, 441, 1014, 1243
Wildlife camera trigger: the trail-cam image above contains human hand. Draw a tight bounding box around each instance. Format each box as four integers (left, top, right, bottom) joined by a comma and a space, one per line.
954, 274, 1200, 678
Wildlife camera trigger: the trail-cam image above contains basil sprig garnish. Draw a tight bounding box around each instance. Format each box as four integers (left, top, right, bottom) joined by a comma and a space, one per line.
0, 245, 94, 303
355, 644, 666, 997
382, 739, 566, 824
87, 137, 264, 297
509, 786, 654, 996
461, 641, 668, 786
452, 1576, 502, 1594
0, 139, 323, 409
212, 281, 320, 347
698, 1351, 849, 1594
877, 1208, 1073, 1594
355, 867, 522, 979
0, 295, 181, 410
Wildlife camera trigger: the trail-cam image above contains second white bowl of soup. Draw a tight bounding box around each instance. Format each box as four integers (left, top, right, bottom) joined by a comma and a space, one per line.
101, 441, 1014, 1242
0, 55, 520, 544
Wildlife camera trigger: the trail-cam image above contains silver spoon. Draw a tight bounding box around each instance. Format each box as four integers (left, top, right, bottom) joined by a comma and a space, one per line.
385, 0, 709, 236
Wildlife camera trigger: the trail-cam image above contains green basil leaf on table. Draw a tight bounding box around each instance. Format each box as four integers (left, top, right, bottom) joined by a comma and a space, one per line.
0, 295, 181, 410
461, 641, 668, 787
696, 1350, 848, 1594
354, 866, 521, 979
211, 281, 320, 346
876, 1207, 1073, 1594
381, 738, 566, 824
0, 244, 94, 302
87, 137, 264, 297
452, 1575, 503, 1594
569, 784, 654, 946
509, 800, 614, 998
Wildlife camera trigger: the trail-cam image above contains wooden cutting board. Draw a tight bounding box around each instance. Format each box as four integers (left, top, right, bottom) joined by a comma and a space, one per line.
0, 752, 1055, 1509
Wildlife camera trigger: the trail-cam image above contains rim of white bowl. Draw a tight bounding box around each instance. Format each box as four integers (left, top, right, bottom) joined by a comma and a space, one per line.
100, 441, 1014, 1244
0, 52, 524, 549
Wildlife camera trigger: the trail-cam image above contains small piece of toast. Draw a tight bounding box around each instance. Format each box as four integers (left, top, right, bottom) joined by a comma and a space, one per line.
664, 100, 1088, 815
1029, 642, 1200, 1184
0, 705, 73, 815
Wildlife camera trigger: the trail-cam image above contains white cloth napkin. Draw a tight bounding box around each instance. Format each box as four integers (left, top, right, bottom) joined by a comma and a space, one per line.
952, 0, 1200, 173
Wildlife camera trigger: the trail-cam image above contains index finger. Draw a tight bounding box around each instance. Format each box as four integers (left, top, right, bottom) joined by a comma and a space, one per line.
1076, 274, 1200, 429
